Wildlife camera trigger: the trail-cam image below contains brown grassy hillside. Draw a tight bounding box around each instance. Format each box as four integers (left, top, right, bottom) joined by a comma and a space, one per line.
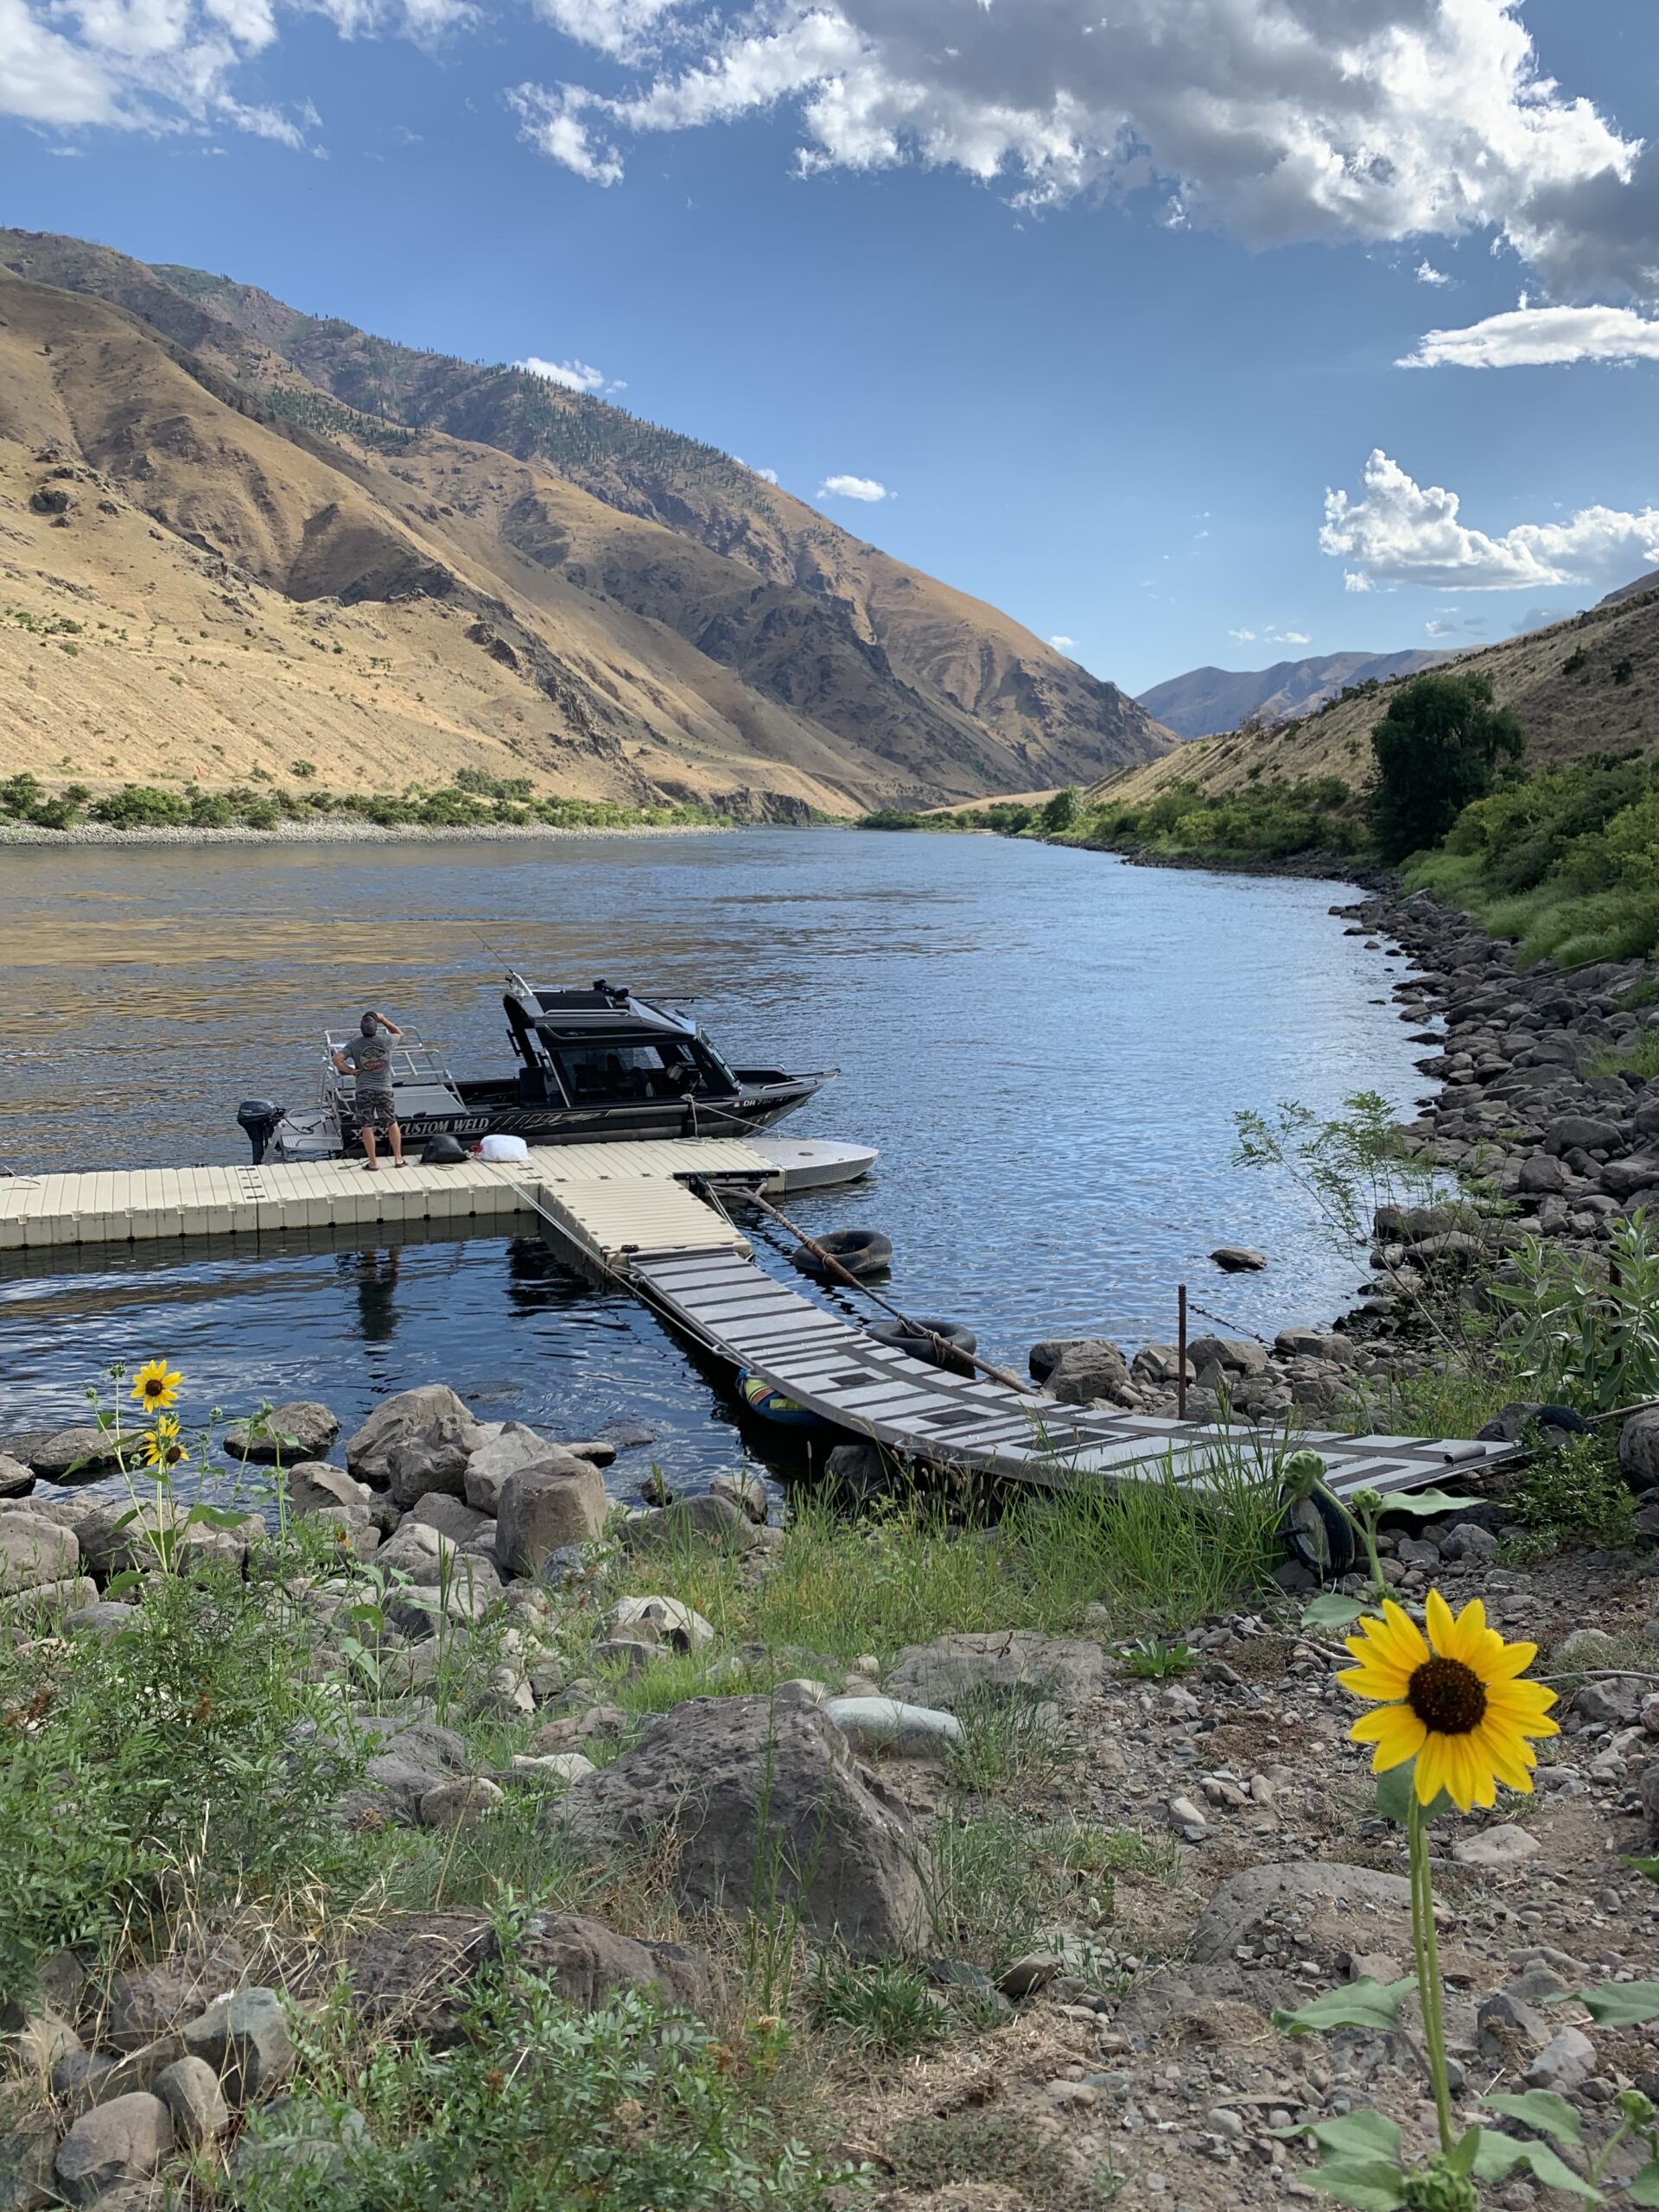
0, 230, 1172, 807
1098, 589, 1659, 807
0, 268, 943, 813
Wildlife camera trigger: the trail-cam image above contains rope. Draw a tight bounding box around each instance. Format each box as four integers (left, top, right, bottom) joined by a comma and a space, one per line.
709, 1180, 1032, 1396
1185, 1298, 1274, 1347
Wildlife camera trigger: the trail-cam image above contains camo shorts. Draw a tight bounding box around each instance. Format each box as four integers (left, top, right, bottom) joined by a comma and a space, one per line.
355, 1092, 397, 1133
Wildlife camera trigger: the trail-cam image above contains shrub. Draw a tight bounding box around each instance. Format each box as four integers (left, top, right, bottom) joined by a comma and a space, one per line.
1367, 670, 1525, 862
90, 785, 193, 828
234, 1973, 848, 2211
0, 1554, 359, 2005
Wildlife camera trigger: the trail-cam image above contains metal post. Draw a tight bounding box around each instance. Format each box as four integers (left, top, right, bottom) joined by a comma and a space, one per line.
1177, 1281, 1188, 1420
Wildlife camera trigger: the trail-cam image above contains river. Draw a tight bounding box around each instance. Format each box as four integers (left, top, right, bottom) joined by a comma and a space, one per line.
0, 830, 1433, 1493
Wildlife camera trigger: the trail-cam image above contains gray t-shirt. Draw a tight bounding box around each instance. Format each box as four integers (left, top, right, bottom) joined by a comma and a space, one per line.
340, 1032, 394, 1095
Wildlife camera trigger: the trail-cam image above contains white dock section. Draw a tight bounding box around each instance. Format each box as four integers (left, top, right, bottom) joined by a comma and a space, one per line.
0, 1138, 767, 1255
631, 1244, 1520, 1502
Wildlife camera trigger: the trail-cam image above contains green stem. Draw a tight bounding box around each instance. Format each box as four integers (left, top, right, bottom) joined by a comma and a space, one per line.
1409, 1796, 1455, 2154
1319, 1484, 1388, 1603
1586, 2113, 1633, 2187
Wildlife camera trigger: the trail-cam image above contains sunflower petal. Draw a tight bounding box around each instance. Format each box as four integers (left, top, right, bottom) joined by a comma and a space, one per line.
1414, 1735, 1448, 1806
1351, 1706, 1427, 1772
1338, 1661, 1416, 1701
1425, 1588, 1457, 1660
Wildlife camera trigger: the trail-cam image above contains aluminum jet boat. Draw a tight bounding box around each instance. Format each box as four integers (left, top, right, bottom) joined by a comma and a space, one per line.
236, 974, 835, 1164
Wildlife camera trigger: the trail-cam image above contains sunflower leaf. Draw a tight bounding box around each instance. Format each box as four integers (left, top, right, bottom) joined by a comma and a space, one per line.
1384, 1489, 1483, 1518
1272, 1980, 1414, 2037
1479, 2091, 1582, 2145
1304, 2113, 1405, 2162
1445, 2125, 1482, 2177
1375, 1762, 1454, 1827
1571, 1981, 1659, 2026
1626, 2157, 1659, 2207
1302, 1594, 1374, 1632
1306, 2155, 1408, 2210
1472, 2133, 1602, 2199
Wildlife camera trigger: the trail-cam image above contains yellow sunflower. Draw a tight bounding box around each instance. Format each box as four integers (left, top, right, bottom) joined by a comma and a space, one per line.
130, 1358, 182, 1412
1338, 1589, 1558, 1812
142, 1414, 187, 1468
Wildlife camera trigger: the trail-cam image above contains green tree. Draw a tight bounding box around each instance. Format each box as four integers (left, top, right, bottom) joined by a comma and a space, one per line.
1041, 785, 1083, 834
1368, 671, 1524, 861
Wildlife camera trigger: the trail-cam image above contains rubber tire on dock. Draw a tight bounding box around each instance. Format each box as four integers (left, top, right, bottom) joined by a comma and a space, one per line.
1281, 1490, 1357, 1580
791, 1228, 893, 1282
867, 1317, 977, 1374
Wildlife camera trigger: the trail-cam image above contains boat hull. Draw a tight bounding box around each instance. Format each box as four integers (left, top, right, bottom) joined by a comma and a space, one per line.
346, 1074, 828, 1155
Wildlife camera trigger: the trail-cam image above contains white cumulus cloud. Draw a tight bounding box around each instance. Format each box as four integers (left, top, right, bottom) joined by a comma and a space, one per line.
1414, 260, 1452, 286
516, 353, 610, 391
1228, 628, 1256, 643
1049, 634, 1076, 651
818, 473, 887, 502
1401, 302, 1659, 369
512, 0, 1654, 296
1321, 449, 1659, 592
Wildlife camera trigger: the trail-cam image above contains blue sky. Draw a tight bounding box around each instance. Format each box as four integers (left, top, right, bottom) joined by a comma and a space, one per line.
5, 0, 1659, 696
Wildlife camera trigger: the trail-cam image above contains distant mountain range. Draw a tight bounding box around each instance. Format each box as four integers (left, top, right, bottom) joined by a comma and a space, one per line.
0, 229, 1170, 816
1136, 649, 1457, 741
1104, 579, 1659, 815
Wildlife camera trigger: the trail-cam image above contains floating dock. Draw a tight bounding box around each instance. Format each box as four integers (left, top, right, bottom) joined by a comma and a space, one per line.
0, 1135, 1519, 1503
0, 1138, 776, 1254
627, 1243, 1519, 1503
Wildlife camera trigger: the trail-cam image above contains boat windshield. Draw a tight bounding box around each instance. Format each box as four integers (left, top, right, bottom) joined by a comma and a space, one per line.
554, 1042, 709, 1103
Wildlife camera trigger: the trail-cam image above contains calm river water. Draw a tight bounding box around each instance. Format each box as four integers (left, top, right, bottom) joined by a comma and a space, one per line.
0, 830, 1432, 1493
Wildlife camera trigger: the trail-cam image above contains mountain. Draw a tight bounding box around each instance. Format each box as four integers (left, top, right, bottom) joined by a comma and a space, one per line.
1102, 586, 1659, 811
1136, 648, 1457, 740
0, 230, 1170, 814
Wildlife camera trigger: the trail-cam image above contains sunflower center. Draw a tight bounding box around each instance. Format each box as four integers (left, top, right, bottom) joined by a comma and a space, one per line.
1407, 1656, 1487, 1736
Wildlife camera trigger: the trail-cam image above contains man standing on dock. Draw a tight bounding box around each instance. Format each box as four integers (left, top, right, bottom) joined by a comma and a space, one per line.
334, 1011, 405, 1172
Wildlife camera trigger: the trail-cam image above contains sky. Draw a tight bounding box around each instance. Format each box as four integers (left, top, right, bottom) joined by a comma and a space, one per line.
4, 1, 1659, 697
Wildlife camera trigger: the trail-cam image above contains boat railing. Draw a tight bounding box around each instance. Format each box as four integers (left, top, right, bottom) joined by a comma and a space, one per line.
321, 1028, 459, 1096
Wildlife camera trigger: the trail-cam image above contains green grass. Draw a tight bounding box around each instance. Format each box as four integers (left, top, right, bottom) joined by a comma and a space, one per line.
806, 1954, 950, 2056
232, 1967, 849, 2211
592, 1469, 1283, 1669
943, 1683, 1075, 1795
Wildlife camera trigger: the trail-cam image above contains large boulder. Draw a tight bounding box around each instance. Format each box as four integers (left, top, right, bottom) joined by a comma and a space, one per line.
103, 1942, 249, 2054
283, 1463, 375, 1521
495, 1463, 607, 1576
1600, 1156, 1659, 1201
330, 1911, 501, 2047
620, 1494, 758, 1556
1191, 1861, 1414, 1966
1543, 1115, 1624, 1156
605, 1595, 715, 1651
54, 2094, 172, 2204
1186, 1335, 1270, 1377
374, 1519, 457, 1586
0, 1514, 78, 1594
25, 1427, 127, 1484
1622, 1408, 1659, 1487
77, 1497, 262, 1580
545, 1695, 930, 1955
222, 1401, 339, 1463
464, 1424, 592, 1513
882, 1630, 1107, 1715
518, 1913, 713, 2016
346, 1386, 484, 1508
1039, 1341, 1134, 1405
0, 1453, 34, 1497
180, 1988, 293, 2102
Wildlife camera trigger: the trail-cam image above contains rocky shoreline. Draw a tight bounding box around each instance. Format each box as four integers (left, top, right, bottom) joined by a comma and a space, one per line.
0, 819, 737, 849
8, 1376, 1659, 2206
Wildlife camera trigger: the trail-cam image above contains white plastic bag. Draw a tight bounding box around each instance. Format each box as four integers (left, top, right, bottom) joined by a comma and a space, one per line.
480, 1133, 531, 1163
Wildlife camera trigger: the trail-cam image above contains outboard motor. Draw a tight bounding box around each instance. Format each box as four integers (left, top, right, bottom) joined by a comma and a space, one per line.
236, 1100, 283, 1164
